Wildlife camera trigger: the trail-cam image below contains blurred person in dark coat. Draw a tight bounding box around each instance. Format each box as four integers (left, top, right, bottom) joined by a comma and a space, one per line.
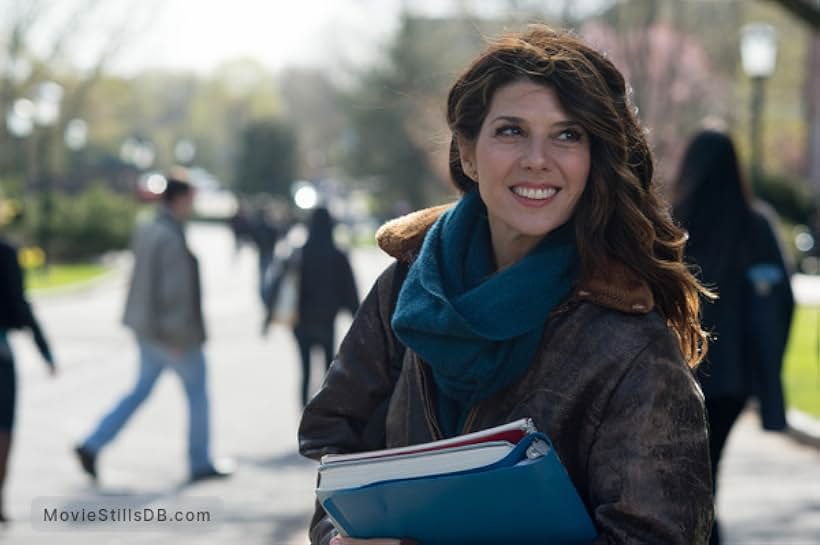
672, 129, 794, 545
0, 236, 55, 522
265, 207, 359, 406
229, 200, 253, 256
74, 169, 232, 483
251, 206, 280, 302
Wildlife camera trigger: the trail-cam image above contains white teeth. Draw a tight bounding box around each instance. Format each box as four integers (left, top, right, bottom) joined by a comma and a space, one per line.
511, 186, 557, 200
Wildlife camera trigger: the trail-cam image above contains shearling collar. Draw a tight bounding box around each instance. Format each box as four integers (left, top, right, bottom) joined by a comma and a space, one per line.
375, 203, 654, 315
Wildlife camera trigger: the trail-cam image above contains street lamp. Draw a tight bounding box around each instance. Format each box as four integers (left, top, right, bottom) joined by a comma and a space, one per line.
32, 81, 63, 265
174, 138, 196, 165
5, 98, 35, 138
120, 137, 155, 170
64, 118, 88, 151
4, 82, 63, 261
291, 180, 319, 210
740, 23, 778, 193
64, 118, 89, 187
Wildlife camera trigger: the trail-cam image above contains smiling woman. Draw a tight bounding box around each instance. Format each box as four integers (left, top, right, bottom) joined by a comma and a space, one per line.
457, 82, 591, 269
299, 25, 715, 545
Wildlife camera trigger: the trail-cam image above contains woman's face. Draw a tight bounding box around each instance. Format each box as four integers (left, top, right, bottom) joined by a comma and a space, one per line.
459, 81, 590, 264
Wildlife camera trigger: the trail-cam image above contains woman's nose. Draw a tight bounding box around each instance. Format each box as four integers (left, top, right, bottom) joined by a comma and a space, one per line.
520, 140, 552, 171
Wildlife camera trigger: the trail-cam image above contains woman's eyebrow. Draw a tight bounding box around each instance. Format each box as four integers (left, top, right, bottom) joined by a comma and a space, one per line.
552, 120, 583, 129
489, 115, 525, 124
489, 115, 582, 128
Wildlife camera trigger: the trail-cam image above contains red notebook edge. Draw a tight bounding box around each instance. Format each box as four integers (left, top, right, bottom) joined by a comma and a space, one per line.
320, 417, 536, 465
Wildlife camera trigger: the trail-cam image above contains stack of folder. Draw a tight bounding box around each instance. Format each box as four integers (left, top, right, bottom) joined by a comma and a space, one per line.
316, 418, 598, 544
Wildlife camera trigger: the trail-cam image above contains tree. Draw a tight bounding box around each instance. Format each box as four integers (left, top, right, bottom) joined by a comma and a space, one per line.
768, 0, 820, 29
0, 0, 157, 178
278, 67, 346, 180
234, 119, 298, 198
582, 1, 735, 181
341, 14, 496, 215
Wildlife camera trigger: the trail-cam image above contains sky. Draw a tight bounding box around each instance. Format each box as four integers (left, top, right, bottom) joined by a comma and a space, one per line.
14, 0, 612, 77
108, 0, 409, 75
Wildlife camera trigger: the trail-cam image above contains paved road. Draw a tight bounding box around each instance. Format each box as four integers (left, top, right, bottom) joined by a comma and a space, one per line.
2, 223, 818, 544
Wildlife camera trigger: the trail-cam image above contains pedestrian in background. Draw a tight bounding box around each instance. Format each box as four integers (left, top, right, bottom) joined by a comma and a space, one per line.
251, 206, 280, 303
228, 199, 253, 257
0, 235, 55, 523
300, 25, 713, 545
672, 129, 794, 545
265, 207, 359, 407
75, 169, 232, 483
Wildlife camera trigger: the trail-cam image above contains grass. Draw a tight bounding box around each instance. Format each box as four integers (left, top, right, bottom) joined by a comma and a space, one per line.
25, 263, 109, 292
783, 306, 820, 418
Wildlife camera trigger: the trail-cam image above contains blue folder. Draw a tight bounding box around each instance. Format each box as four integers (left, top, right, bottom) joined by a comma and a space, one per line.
318, 433, 598, 544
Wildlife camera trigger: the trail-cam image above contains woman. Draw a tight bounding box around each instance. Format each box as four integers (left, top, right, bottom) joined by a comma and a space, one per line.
0, 237, 55, 522
672, 129, 794, 545
265, 207, 359, 406
299, 26, 713, 545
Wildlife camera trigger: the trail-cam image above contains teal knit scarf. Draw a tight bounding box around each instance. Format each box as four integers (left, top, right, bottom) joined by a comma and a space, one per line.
391, 188, 579, 411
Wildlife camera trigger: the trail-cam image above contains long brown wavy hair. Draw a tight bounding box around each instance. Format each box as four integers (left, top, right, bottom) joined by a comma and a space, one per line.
445, 25, 711, 367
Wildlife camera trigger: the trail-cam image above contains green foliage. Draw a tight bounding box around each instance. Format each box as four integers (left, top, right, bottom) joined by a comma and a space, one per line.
755, 173, 813, 225
342, 90, 433, 213
278, 67, 347, 176
783, 306, 820, 418
234, 119, 298, 197
342, 16, 495, 216
78, 61, 283, 184
30, 183, 137, 261
25, 263, 109, 291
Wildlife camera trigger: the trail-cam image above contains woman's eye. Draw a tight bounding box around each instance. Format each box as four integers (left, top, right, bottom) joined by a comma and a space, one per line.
557, 128, 584, 142
494, 125, 523, 137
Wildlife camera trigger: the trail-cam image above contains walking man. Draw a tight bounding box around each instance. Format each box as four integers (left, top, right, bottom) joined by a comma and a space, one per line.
75, 169, 232, 482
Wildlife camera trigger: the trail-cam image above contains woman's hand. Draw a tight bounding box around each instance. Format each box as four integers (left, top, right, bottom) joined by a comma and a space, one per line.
329, 537, 416, 545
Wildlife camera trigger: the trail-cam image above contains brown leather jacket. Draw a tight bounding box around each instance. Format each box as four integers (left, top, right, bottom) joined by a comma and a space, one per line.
299, 206, 713, 545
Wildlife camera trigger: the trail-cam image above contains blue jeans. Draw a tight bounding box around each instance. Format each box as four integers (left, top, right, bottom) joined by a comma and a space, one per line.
82, 338, 211, 473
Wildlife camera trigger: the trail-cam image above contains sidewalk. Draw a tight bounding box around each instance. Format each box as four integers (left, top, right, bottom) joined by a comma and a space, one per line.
784, 273, 820, 448
717, 409, 820, 545
715, 273, 820, 543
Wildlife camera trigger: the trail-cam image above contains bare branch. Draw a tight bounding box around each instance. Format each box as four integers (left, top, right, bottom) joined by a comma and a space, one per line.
766, 0, 820, 30
63, 1, 162, 121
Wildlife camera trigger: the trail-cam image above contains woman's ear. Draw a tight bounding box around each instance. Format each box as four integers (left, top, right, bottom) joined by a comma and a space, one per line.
456, 136, 478, 183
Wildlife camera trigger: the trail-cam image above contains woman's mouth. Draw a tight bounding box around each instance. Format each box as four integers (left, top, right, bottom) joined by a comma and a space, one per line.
510, 185, 558, 201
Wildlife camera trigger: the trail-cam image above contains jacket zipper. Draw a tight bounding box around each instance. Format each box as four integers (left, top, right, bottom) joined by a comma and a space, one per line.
549, 296, 579, 319
460, 406, 479, 434
416, 360, 443, 440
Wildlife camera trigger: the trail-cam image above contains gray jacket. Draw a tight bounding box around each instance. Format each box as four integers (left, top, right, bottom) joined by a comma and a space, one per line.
122, 208, 206, 348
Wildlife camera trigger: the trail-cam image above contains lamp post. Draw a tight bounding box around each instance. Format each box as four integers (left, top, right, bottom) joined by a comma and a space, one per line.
64, 118, 88, 151
32, 81, 63, 265
174, 138, 196, 165
5, 98, 36, 199
120, 137, 155, 171
740, 23, 778, 194
64, 118, 88, 182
